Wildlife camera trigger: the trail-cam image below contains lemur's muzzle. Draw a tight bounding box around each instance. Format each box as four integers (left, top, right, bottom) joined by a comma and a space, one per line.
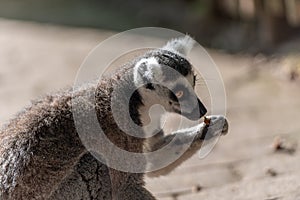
183, 98, 207, 121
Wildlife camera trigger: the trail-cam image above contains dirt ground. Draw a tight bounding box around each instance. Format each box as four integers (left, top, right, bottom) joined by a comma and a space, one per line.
0, 18, 300, 200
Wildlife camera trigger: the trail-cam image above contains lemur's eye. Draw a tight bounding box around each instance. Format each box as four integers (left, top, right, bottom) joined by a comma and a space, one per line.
175, 90, 184, 98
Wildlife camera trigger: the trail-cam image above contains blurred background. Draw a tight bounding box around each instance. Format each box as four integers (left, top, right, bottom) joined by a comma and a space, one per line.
1, 0, 300, 53
0, 0, 300, 199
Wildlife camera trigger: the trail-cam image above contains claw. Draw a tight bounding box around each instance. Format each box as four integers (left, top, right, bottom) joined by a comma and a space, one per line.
204, 116, 211, 125
221, 118, 229, 135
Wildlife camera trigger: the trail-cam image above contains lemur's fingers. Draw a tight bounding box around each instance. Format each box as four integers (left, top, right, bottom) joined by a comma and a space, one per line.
207, 115, 228, 135
199, 115, 228, 140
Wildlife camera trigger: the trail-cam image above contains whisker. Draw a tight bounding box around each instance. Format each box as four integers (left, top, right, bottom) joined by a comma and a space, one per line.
196, 83, 207, 86
196, 79, 216, 82
195, 76, 217, 81
196, 80, 207, 83
202, 95, 211, 100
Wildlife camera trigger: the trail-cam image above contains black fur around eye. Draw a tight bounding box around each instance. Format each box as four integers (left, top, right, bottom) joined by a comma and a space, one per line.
169, 90, 178, 102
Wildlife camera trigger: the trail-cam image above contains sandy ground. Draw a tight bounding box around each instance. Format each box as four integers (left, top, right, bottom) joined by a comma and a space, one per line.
0, 18, 300, 200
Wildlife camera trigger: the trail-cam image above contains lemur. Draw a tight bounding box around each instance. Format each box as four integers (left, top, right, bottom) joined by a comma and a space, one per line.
0, 36, 228, 200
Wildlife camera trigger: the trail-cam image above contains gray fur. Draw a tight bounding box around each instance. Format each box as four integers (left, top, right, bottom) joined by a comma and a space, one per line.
0, 37, 228, 200
162, 35, 195, 56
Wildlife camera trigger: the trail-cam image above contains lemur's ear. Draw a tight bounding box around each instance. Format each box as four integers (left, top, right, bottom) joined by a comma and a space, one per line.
133, 57, 163, 87
162, 35, 195, 56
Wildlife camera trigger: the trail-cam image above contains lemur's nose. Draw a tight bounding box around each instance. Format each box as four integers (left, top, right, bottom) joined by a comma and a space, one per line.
198, 98, 207, 117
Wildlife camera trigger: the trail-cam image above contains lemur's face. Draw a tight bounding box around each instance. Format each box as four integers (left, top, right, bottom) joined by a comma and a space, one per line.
164, 71, 207, 120
135, 65, 207, 121
133, 36, 207, 121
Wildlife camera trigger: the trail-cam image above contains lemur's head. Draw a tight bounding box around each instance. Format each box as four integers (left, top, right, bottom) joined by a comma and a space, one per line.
133, 35, 207, 121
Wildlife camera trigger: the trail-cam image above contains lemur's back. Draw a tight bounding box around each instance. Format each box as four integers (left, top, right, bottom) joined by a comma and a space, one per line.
0, 69, 149, 199
0, 83, 115, 199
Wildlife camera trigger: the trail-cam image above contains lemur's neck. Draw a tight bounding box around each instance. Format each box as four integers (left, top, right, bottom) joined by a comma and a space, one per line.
135, 88, 165, 136
109, 67, 163, 136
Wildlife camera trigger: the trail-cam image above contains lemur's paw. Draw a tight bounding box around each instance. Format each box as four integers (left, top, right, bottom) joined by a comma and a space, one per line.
202, 115, 228, 139
208, 115, 228, 135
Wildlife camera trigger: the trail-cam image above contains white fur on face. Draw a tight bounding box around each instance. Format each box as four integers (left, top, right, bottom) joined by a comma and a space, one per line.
137, 72, 197, 135
133, 57, 163, 87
